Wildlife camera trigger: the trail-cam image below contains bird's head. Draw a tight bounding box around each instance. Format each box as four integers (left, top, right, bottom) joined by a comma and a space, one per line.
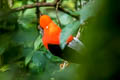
39, 15, 52, 29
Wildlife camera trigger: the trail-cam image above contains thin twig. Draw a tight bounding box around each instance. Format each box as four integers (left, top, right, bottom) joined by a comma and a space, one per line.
36, 0, 40, 23
36, 0, 40, 31
58, 7, 79, 20
79, 0, 82, 8
56, 0, 61, 26
76, 28, 81, 39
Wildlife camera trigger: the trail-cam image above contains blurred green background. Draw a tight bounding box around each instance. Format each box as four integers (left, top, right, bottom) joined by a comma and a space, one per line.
0, 0, 120, 80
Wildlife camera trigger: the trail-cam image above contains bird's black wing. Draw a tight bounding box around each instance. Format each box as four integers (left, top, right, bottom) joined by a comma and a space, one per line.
48, 44, 83, 64
48, 44, 62, 57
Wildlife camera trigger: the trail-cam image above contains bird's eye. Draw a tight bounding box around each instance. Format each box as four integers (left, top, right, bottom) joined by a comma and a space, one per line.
46, 26, 48, 29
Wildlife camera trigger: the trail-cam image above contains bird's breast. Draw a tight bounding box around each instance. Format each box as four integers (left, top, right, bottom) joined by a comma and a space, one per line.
42, 23, 62, 48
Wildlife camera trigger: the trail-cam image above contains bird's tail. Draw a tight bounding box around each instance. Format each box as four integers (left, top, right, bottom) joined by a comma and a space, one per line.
62, 37, 85, 64
68, 37, 85, 52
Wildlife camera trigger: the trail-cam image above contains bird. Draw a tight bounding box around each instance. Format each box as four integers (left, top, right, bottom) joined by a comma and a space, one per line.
39, 15, 85, 65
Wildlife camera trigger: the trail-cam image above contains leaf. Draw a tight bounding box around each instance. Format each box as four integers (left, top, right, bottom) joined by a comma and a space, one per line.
61, 0, 76, 11
47, 9, 57, 18
59, 13, 73, 26
60, 21, 80, 49
0, 10, 18, 30
0, 48, 5, 55
0, 65, 10, 72
46, 0, 54, 3
25, 51, 34, 66
18, 8, 36, 29
34, 35, 43, 50
0, 34, 12, 55
13, 27, 38, 48
22, 48, 33, 57
62, 9, 79, 17
76, 0, 101, 24
46, 51, 63, 62
30, 51, 47, 72
12, 1, 22, 8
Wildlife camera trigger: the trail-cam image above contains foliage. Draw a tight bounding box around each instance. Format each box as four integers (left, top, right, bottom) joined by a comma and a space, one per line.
0, 0, 120, 80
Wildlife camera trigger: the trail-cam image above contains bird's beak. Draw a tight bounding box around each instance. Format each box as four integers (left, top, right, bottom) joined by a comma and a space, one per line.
38, 25, 43, 36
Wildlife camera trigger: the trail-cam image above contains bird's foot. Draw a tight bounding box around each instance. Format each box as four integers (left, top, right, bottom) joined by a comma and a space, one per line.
60, 61, 69, 70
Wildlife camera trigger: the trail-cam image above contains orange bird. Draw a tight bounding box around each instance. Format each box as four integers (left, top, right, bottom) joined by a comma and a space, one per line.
39, 15, 84, 63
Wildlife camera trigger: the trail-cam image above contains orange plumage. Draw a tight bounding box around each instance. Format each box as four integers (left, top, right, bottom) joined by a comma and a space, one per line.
40, 15, 73, 49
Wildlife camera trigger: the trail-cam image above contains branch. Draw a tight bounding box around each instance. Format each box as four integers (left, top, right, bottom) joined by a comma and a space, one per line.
58, 7, 79, 19
56, 0, 62, 26
11, 2, 56, 12
36, 0, 40, 32
10, 0, 79, 19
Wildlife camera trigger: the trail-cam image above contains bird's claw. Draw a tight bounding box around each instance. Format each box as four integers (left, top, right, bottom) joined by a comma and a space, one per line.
60, 61, 69, 70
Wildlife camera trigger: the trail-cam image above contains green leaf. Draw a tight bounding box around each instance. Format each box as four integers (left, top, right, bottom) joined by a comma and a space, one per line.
0, 47, 5, 55
18, 8, 36, 29
59, 13, 73, 26
34, 35, 43, 50
0, 65, 10, 72
0, 34, 12, 55
25, 50, 34, 66
12, 1, 22, 8
13, 27, 38, 48
60, 21, 80, 49
62, 9, 80, 16
61, 0, 76, 11
76, 1, 101, 24
47, 9, 57, 18
46, 0, 54, 3
0, 10, 18, 30
46, 51, 63, 62
30, 51, 47, 72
